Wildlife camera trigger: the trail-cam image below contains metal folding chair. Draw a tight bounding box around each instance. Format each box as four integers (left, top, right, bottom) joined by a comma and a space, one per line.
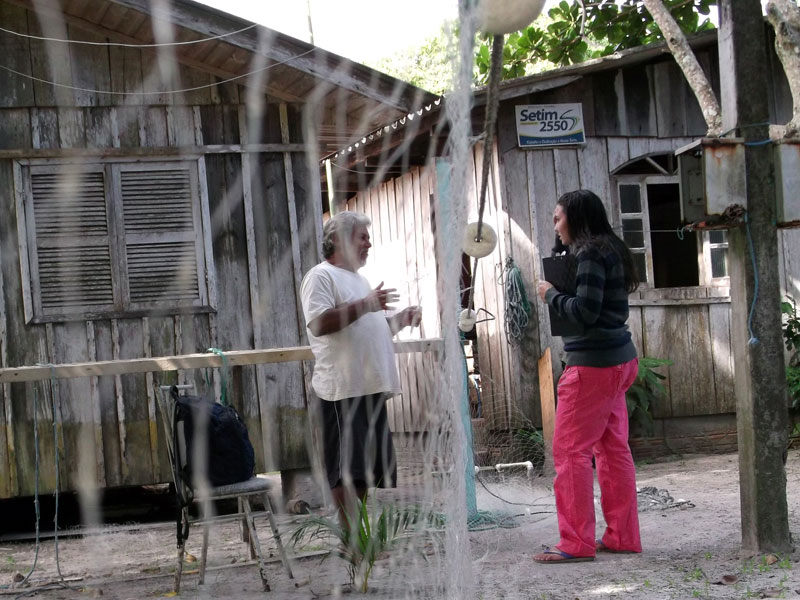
157, 385, 294, 593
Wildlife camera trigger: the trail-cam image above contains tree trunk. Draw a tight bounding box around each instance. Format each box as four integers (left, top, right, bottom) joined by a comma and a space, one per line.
766, 0, 800, 138
642, 0, 723, 136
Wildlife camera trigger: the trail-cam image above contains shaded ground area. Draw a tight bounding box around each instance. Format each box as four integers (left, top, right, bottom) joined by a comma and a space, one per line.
2, 451, 800, 599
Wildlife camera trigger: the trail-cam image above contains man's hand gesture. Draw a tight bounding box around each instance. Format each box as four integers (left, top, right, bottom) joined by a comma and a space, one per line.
362, 282, 399, 313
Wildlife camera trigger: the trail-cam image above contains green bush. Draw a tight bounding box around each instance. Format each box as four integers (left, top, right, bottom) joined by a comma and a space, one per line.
781, 296, 800, 409
626, 357, 672, 437
290, 502, 442, 593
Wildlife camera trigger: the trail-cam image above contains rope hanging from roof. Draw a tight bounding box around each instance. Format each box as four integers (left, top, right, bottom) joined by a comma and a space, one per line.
465, 33, 505, 319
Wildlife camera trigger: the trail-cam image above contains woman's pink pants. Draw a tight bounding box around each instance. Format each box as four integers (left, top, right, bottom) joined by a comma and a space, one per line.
552, 358, 641, 557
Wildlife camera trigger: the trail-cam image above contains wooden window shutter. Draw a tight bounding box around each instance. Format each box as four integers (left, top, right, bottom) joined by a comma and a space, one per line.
116, 162, 207, 308
25, 165, 116, 320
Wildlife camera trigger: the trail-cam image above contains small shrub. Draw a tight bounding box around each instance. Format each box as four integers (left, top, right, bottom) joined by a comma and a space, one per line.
781, 297, 800, 409
290, 502, 442, 593
626, 357, 672, 437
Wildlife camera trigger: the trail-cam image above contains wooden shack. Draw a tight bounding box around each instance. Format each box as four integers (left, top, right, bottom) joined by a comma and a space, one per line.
326, 29, 800, 457
0, 0, 436, 499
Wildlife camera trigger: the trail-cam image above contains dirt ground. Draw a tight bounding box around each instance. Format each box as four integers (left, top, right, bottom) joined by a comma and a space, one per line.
2, 450, 800, 599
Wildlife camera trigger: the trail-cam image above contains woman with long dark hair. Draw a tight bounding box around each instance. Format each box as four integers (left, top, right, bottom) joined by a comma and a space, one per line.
533, 189, 641, 563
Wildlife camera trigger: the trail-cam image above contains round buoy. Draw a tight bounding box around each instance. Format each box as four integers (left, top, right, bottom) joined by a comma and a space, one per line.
477, 0, 547, 35
462, 221, 498, 258
458, 308, 478, 332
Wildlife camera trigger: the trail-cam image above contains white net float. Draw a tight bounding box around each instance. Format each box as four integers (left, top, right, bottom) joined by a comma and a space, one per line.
462, 221, 498, 258
458, 308, 478, 332
477, 0, 547, 35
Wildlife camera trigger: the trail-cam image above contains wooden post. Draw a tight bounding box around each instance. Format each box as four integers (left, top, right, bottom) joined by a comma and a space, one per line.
719, 0, 790, 554
537, 347, 556, 476
325, 159, 337, 215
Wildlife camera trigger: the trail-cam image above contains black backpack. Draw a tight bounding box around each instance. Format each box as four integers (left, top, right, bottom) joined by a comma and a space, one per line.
170, 385, 255, 489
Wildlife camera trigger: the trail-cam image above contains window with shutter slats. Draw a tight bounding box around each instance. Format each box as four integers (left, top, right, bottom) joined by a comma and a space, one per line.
28, 168, 116, 315
119, 166, 203, 307
16, 158, 214, 323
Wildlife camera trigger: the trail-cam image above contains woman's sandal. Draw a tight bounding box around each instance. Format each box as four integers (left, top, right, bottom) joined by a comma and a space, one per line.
533, 548, 594, 564
595, 539, 637, 554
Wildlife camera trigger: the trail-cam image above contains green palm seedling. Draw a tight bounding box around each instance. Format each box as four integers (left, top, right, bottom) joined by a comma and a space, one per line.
290, 502, 442, 593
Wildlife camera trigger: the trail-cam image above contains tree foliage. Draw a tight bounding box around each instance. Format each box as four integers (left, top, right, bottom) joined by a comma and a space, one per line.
370, 24, 457, 95
475, 0, 717, 84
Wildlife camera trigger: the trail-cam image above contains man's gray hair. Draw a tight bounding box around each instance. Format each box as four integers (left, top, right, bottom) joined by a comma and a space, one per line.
322, 211, 371, 259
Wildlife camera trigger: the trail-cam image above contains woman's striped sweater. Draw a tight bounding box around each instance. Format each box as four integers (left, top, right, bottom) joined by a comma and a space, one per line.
544, 245, 637, 367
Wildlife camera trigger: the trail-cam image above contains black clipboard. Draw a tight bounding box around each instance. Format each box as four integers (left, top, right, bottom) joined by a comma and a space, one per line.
542, 254, 584, 337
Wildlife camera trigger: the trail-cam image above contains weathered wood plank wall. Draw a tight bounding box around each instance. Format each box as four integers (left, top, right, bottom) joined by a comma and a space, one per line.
346, 165, 445, 433
358, 40, 796, 438
0, 1, 321, 498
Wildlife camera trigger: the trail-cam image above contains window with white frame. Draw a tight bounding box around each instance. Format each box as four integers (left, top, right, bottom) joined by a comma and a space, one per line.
15, 157, 215, 323
700, 230, 730, 284
613, 153, 727, 289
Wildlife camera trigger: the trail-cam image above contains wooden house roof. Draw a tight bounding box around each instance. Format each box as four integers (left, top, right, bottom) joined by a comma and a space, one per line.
324, 30, 721, 195
2, 0, 437, 155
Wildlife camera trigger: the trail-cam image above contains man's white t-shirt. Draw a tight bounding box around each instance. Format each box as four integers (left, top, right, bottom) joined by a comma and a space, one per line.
300, 261, 401, 401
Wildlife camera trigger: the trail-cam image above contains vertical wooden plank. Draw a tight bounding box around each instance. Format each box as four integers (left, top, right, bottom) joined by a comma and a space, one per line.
165, 105, 197, 147
111, 319, 129, 482
397, 178, 417, 434
779, 230, 800, 301
146, 315, 176, 477
491, 143, 516, 425
85, 322, 106, 487
623, 64, 658, 136
642, 306, 673, 418
279, 104, 312, 401
140, 107, 169, 147
528, 149, 564, 384
553, 148, 580, 197
627, 306, 644, 356
30, 108, 59, 150
538, 347, 555, 474
0, 160, 11, 497
498, 139, 541, 425
26, 7, 73, 107
0, 108, 32, 151
472, 143, 508, 430
68, 26, 112, 107
709, 302, 736, 413
398, 172, 419, 431
115, 317, 159, 486
49, 320, 99, 492
685, 305, 716, 416
250, 149, 307, 470
207, 146, 264, 469
109, 47, 144, 106
606, 137, 630, 173
140, 49, 173, 106
239, 110, 272, 467
577, 137, 611, 207
0, 1, 34, 107
93, 320, 121, 487
482, 143, 513, 427
58, 107, 87, 149
141, 318, 161, 482
410, 168, 429, 431
0, 158, 48, 497
85, 107, 114, 148
389, 178, 409, 432
653, 61, 688, 138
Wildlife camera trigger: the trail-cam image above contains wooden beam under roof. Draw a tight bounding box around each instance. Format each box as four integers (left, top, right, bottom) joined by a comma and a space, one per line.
107, 0, 437, 114
2, 0, 306, 103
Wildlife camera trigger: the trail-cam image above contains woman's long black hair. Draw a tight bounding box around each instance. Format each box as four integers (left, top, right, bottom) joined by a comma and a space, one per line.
556, 189, 640, 293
